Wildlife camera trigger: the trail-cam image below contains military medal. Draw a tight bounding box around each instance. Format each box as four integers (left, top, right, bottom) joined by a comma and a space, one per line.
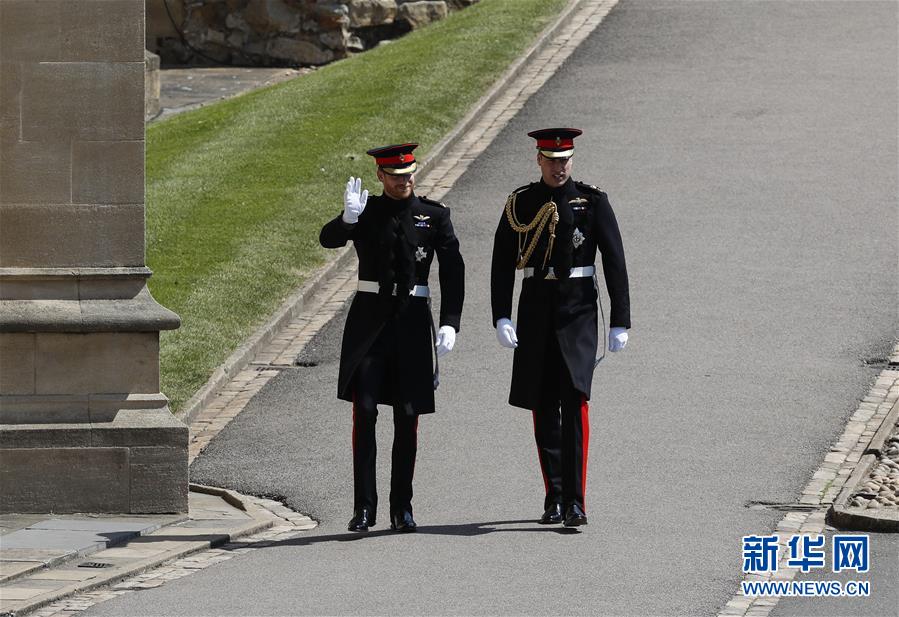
572, 228, 585, 249
415, 246, 427, 262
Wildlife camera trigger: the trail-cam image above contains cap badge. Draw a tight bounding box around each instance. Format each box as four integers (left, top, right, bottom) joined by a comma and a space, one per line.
555, 136, 561, 146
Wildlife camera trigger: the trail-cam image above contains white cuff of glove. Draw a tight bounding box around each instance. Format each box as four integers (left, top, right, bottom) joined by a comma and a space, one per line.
496, 318, 518, 349
435, 325, 456, 357
609, 327, 628, 352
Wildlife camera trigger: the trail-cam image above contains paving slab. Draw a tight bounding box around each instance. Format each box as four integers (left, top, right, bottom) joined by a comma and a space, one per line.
0, 562, 41, 581
0, 549, 74, 566
0, 530, 130, 553
0, 487, 285, 616
27, 520, 169, 534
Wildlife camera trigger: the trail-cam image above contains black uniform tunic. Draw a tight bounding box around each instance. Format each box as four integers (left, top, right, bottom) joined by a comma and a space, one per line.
491, 177, 629, 512
491, 177, 630, 410
320, 192, 465, 414
321, 191, 464, 515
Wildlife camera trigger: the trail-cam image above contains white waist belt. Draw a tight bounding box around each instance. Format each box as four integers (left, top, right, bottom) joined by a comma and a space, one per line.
522, 265, 595, 280
357, 280, 430, 297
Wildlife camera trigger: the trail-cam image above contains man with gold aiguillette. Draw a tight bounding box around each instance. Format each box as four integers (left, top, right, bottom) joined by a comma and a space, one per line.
320, 143, 465, 533
490, 128, 631, 528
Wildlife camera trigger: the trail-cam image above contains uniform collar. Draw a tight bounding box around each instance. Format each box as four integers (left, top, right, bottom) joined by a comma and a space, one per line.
380, 192, 416, 212
537, 177, 575, 200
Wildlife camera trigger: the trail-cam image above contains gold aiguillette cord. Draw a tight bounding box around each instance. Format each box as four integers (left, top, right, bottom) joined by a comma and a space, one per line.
504, 192, 559, 269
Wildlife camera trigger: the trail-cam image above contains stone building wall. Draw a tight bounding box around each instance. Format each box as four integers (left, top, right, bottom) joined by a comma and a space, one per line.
0, 0, 187, 514
147, 0, 478, 67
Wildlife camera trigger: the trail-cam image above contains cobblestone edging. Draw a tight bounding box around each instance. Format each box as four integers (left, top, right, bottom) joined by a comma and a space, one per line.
28, 497, 316, 617
718, 343, 899, 617
184, 0, 622, 464
847, 413, 899, 511
830, 350, 899, 531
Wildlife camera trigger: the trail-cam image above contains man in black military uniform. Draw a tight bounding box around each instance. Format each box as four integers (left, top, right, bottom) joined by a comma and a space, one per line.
490, 128, 630, 528
320, 143, 464, 533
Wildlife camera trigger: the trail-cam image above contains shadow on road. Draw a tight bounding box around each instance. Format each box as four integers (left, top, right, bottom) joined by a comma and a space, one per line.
276, 519, 582, 547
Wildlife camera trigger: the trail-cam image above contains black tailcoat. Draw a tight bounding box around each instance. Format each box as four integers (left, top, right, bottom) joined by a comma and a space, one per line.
491, 178, 629, 410
320, 193, 464, 414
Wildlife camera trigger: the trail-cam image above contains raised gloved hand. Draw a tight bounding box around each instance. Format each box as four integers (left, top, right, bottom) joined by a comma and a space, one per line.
342, 176, 368, 224
435, 325, 456, 357
609, 327, 628, 352
496, 318, 518, 349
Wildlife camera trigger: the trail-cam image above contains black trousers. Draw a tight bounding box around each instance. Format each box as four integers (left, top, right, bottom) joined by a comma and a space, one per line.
531, 331, 590, 512
351, 324, 419, 516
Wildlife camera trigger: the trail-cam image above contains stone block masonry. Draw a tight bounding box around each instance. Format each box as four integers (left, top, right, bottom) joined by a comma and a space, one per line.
0, 1, 186, 513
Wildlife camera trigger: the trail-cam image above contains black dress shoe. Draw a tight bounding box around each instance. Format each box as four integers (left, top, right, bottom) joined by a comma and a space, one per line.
390, 510, 417, 532
347, 507, 375, 532
539, 502, 564, 524
563, 504, 588, 527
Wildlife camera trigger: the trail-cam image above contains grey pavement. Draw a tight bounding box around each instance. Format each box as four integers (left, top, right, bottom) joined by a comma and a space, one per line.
772, 530, 899, 617
82, 1, 897, 616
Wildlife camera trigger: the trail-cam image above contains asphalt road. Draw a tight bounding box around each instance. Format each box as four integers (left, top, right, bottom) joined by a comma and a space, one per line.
90, 1, 897, 615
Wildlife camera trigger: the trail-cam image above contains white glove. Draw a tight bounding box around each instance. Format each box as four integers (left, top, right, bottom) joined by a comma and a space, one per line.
609, 327, 628, 352
341, 176, 368, 224
496, 318, 518, 349
435, 325, 456, 357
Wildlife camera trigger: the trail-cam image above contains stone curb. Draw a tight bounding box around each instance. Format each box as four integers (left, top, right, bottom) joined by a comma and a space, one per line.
187, 483, 248, 512
3, 490, 277, 617
864, 398, 899, 456
827, 398, 899, 532
174, 0, 593, 428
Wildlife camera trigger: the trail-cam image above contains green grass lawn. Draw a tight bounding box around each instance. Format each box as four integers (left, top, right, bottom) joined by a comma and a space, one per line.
148, 0, 568, 412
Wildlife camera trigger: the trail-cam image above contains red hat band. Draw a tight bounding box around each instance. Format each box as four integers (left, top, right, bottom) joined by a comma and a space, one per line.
536, 137, 574, 150
375, 153, 415, 166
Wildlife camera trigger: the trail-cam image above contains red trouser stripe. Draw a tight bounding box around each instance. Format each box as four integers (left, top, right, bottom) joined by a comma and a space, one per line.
351, 395, 358, 468
412, 416, 419, 478
580, 396, 589, 511
532, 411, 550, 495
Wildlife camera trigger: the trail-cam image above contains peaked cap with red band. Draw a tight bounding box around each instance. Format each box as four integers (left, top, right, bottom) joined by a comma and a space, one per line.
527, 127, 582, 159
366, 143, 418, 175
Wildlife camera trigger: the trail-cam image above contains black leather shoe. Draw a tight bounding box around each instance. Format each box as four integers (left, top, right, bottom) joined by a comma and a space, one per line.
390, 510, 417, 532
347, 507, 375, 532
563, 504, 588, 527
539, 502, 563, 524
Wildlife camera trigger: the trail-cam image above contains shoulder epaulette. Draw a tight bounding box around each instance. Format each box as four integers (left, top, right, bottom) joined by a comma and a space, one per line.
419, 195, 446, 208
575, 180, 603, 194
508, 183, 533, 198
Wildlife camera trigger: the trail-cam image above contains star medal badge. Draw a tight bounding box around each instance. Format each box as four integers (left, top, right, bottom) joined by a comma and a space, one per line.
415, 246, 427, 262
572, 228, 585, 249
